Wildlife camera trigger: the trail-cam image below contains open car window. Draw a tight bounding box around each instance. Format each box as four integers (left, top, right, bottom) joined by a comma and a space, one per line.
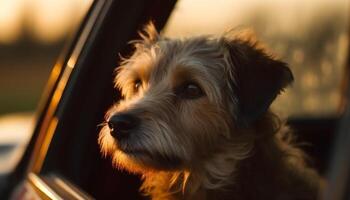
9, 1, 176, 199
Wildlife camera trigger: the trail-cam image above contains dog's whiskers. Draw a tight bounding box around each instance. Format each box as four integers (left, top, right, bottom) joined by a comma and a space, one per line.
97, 122, 107, 128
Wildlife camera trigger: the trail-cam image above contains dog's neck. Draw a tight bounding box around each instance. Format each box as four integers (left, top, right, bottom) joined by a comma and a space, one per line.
141, 138, 251, 200
141, 127, 320, 200
222, 134, 321, 200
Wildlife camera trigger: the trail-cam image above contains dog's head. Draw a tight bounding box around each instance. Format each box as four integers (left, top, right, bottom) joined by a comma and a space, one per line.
98, 23, 293, 173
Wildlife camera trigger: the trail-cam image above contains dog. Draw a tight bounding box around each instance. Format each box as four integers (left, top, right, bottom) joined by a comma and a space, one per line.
98, 23, 322, 200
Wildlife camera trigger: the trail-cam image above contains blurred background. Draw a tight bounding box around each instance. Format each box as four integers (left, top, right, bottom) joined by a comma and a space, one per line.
0, 0, 91, 177
0, 0, 91, 115
0, 0, 348, 181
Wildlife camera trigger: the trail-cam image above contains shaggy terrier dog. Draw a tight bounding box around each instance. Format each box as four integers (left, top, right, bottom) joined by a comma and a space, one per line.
99, 23, 322, 200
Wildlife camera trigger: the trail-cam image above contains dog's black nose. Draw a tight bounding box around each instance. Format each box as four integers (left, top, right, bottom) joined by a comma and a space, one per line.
108, 114, 139, 140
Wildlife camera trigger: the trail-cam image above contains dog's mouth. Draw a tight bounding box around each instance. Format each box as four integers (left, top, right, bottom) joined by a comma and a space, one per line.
118, 147, 158, 166
122, 148, 149, 156
117, 145, 184, 170
117, 144, 150, 157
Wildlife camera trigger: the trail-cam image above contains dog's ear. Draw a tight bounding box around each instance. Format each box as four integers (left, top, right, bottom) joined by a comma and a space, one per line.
138, 21, 160, 45
222, 38, 293, 126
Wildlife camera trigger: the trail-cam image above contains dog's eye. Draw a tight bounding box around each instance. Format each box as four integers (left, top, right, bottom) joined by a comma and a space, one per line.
134, 79, 142, 91
177, 83, 204, 99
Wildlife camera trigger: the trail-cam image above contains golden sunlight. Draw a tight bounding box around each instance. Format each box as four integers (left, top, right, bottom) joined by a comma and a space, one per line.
0, 0, 24, 44
27, 0, 92, 43
0, 0, 92, 44
164, 0, 349, 38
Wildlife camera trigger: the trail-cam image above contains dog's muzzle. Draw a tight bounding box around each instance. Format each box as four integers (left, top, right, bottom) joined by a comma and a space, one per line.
107, 113, 140, 140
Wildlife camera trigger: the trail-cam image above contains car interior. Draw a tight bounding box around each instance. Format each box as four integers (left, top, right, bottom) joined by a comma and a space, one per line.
4, 0, 349, 199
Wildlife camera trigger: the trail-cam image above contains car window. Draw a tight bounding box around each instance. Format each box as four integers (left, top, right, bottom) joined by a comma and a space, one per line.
163, 0, 349, 118
0, 0, 91, 176
9, 1, 347, 199
13, 1, 177, 199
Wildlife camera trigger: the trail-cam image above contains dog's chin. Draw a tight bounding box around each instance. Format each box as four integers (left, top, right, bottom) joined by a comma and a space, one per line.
110, 149, 151, 174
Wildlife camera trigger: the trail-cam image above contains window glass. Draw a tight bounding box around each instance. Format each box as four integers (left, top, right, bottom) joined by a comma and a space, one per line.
164, 0, 349, 117
0, 0, 92, 175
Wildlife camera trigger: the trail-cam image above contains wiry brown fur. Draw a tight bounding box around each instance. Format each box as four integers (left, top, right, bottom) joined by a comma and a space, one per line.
98, 23, 322, 200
